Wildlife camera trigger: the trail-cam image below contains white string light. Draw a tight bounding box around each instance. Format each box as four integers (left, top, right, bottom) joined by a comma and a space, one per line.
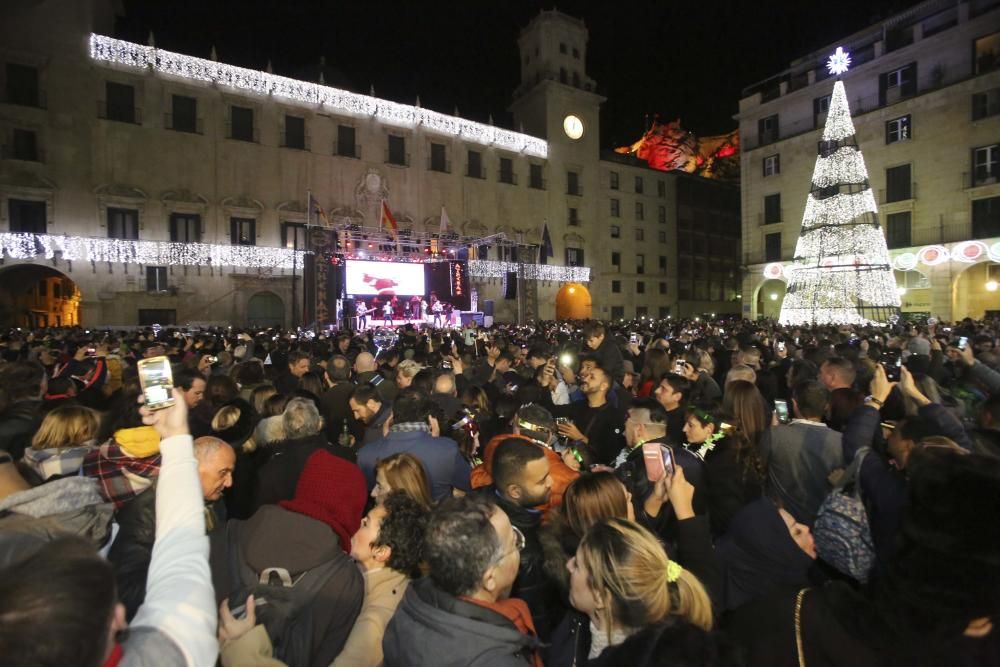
0, 233, 304, 269
821, 81, 856, 142
811, 146, 868, 188
467, 260, 590, 283
89, 34, 548, 158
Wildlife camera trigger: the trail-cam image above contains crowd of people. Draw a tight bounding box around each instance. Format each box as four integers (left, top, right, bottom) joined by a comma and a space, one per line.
0, 315, 998, 666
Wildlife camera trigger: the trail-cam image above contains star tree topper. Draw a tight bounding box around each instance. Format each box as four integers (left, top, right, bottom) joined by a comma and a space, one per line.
827, 47, 851, 76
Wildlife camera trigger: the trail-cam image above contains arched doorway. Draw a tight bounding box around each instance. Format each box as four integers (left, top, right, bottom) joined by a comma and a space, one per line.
755, 279, 786, 319
555, 283, 592, 320
247, 291, 285, 328
952, 262, 1000, 319
0, 265, 82, 328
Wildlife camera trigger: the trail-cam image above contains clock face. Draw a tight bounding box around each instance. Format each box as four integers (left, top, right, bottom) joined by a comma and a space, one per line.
563, 114, 584, 140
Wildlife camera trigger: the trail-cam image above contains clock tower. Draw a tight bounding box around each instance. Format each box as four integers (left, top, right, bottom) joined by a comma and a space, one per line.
509, 10, 604, 313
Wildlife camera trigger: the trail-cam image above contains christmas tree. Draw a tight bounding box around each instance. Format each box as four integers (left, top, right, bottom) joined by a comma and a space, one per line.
779, 47, 900, 325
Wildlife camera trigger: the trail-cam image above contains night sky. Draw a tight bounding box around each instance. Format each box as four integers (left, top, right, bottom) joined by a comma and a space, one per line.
117, 0, 908, 147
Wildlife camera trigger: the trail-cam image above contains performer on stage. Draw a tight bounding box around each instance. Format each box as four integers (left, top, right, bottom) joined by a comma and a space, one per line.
432, 299, 444, 328
382, 300, 394, 326
356, 300, 368, 330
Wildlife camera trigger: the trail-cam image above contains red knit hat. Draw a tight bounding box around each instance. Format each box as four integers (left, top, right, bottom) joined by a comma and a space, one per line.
279, 449, 367, 552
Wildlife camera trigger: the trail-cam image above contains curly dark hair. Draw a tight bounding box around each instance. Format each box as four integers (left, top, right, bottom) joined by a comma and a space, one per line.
374, 491, 430, 578
423, 495, 502, 597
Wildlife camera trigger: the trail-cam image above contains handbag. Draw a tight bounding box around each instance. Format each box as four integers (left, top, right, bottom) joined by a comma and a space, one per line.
813, 447, 876, 583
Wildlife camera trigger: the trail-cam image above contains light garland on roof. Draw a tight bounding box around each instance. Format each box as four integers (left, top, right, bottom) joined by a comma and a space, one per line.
89, 34, 548, 158
0, 233, 304, 269
467, 260, 590, 283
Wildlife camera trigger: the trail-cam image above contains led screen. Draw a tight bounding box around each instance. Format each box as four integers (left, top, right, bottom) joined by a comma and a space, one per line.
345, 260, 426, 296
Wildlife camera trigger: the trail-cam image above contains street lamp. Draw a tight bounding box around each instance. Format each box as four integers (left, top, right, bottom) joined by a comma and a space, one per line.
986, 280, 999, 292
897, 287, 907, 296
769, 293, 778, 301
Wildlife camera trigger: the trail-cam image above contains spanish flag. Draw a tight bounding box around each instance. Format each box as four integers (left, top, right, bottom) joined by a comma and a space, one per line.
380, 201, 399, 239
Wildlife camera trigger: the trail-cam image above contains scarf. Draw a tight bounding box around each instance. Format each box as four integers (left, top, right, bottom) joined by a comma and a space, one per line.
81, 434, 161, 509
589, 619, 631, 660
462, 597, 543, 667
102, 642, 123, 667
389, 421, 431, 434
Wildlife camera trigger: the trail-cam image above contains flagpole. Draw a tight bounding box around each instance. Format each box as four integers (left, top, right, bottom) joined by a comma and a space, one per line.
304, 188, 311, 330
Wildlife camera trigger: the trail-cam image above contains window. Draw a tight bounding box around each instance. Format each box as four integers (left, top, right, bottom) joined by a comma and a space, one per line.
566, 247, 584, 266
763, 154, 780, 176
764, 193, 781, 224
975, 32, 1000, 75
568, 208, 580, 226
886, 115, 911, 144
572, 47, 580, 59
658, 255, 667, 274
499, 157, 515, 184
8, 198, 45, 233
430, 142, 448, 172
611, 251, 621, 270
230, 105, 255, 141
559, 68, 568, 84
972, 196, 1000, 238
53, 281, 61, 299
336, 125, 357, 158
5, 63, 40, 107
170, 95, 197, 133
387, 135, 407, 166
611, 306, 625, 320
105, 81, 136, 123
758, 114, 779, 145
467, 150, 483, 178
169, 213, 201, 243
885, 164, 912, 201
146, 266, 168, 292
635, 228, 644, 241
657, 205, 666, 224
635, 202, 644, 220
973, 145, 999, 185
281, 222, 307, 250
659, 282, 667, 295
529, 163, 544, 189
813, 95, 831, 128
10, 128, 38, 161
885, 211, 912, 249
567, 171, 580, 195
973, 89, 1000, 120
657, 180, 666, 197
610, 198, 620, 217
230, 217, 256, 246
765, 232, 782, 262
560, 43, 567, 54
636, 254, 645, 274
612, 280, 621, 293
283, 114, 306, 149
658, 230, 667, 243
610, 171, 620, 190
610, 224, 621, 238
107, 207, 139, 240
635, 176, 644, 194
880, 63, 917, 103
637, 281, 646, 294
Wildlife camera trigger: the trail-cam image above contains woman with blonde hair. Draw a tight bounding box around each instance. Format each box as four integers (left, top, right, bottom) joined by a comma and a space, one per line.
371, 452, 433, 510
22, 405, 101, 482
548, 516, 719, 666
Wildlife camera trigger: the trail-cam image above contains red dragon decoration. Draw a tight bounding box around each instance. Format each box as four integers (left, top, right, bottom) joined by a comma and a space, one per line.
615, 118, 739, 180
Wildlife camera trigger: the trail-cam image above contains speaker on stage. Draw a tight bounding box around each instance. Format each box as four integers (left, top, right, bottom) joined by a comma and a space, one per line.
503, 273, 517, 300
343, 298, 356, 329
483, 300, 494, 317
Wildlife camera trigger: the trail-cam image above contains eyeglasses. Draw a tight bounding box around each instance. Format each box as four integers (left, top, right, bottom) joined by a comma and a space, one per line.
497, 525, 526, 562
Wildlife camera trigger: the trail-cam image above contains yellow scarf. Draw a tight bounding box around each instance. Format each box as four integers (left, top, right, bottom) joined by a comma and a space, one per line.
114, 426, 161, 458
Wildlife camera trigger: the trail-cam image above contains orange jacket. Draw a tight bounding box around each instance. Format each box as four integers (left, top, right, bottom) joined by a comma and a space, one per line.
471, 433, 579, 519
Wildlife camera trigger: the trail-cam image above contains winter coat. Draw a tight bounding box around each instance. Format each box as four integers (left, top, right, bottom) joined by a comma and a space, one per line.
383, 577, 540, 667
253, 433, 355, 510
471, 433, 579, 518
0, 475, 113, 549
0, 399, 42, 461
358, 428, 471, 502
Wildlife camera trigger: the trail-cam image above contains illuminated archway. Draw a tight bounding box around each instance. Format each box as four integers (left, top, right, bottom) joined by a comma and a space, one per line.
555, 283, 592, 320
755, 279, 786, 319
0, 264, 82, 328
952, 262, 1000, 319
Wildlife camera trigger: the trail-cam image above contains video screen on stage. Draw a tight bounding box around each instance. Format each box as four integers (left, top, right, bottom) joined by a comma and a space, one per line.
345, 260, 426, 297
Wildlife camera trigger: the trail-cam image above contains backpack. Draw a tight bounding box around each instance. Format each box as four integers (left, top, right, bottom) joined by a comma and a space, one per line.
226, 520, 341, 666
813, 447, 875, 583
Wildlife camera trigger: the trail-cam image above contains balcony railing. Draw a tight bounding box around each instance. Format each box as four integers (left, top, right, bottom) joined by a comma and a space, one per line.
164, 113, 204, 134
1, 89, 47, 109
879, 182, 917, 204
385, 150, 410, 167
466, 166, 487, 179
280, 133, 311, 151
964, 170, 1000, 189
1, 145, 44, 162
428, 157, 451, 173
98, 101, 141, 124
567, 185, 583, 196
529, 177, 546, 190
499, 172, 518, 186
333, 141, 361, 159
757, 211, 784, 225
225, 123, 259, 143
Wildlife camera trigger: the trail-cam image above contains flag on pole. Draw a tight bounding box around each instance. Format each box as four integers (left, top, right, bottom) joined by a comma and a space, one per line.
312, 197, 331, 227
540, 222, 554, 265
440, 205, 451, 236
380, 201, 399, 239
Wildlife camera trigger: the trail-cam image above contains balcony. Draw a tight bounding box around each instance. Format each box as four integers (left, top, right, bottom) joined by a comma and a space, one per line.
567, 185, 584, 196
879, 183, 917, 204
757, 211, 784, 225
280, 133, 311, 151
333, 141, 361, 159
164, 113, 203, 134
466, 165, 487, 180
1, 89, 47, 109
499, 171, 518, 186
1, 144, 44, 163
385, 150, 410, 167
964, 170, 1000, 189
428, 157, 451, 173
529, 177, 546, 190
225, 123, 259, 143
98, 101, 141, 124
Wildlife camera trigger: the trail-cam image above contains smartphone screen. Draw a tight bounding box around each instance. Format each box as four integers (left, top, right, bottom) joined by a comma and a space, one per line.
958, 336, 969, 351
629, 333, 639, 344
661, 446, 675, 478
774, 399, 790, 424
883, 353, 902, 381
137, 356, 175, 411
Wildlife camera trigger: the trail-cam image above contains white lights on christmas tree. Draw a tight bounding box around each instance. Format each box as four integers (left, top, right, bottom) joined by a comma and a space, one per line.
89, 34, 548, 158
779, 52, 899, 326
0, 233, 304, 270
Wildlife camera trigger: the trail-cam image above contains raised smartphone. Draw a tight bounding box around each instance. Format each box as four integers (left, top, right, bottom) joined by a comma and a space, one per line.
774, 399, 790, 424
642, 442, 675, 482
137, 355, 175, 410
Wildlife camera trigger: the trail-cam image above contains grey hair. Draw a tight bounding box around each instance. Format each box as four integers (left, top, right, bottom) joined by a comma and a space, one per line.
725, 364, 757, 386
282, 398, 323, 439
192, 436, 232, 460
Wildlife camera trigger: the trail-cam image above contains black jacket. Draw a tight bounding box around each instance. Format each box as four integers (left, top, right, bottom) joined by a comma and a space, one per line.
552, 401, 626, 465
253, 433, 355, 509
318, 381, 358, 443
700, 436, 764, 537
0, 399, 42, 461
474, 485, 565, 642
383, 577, 540, 666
